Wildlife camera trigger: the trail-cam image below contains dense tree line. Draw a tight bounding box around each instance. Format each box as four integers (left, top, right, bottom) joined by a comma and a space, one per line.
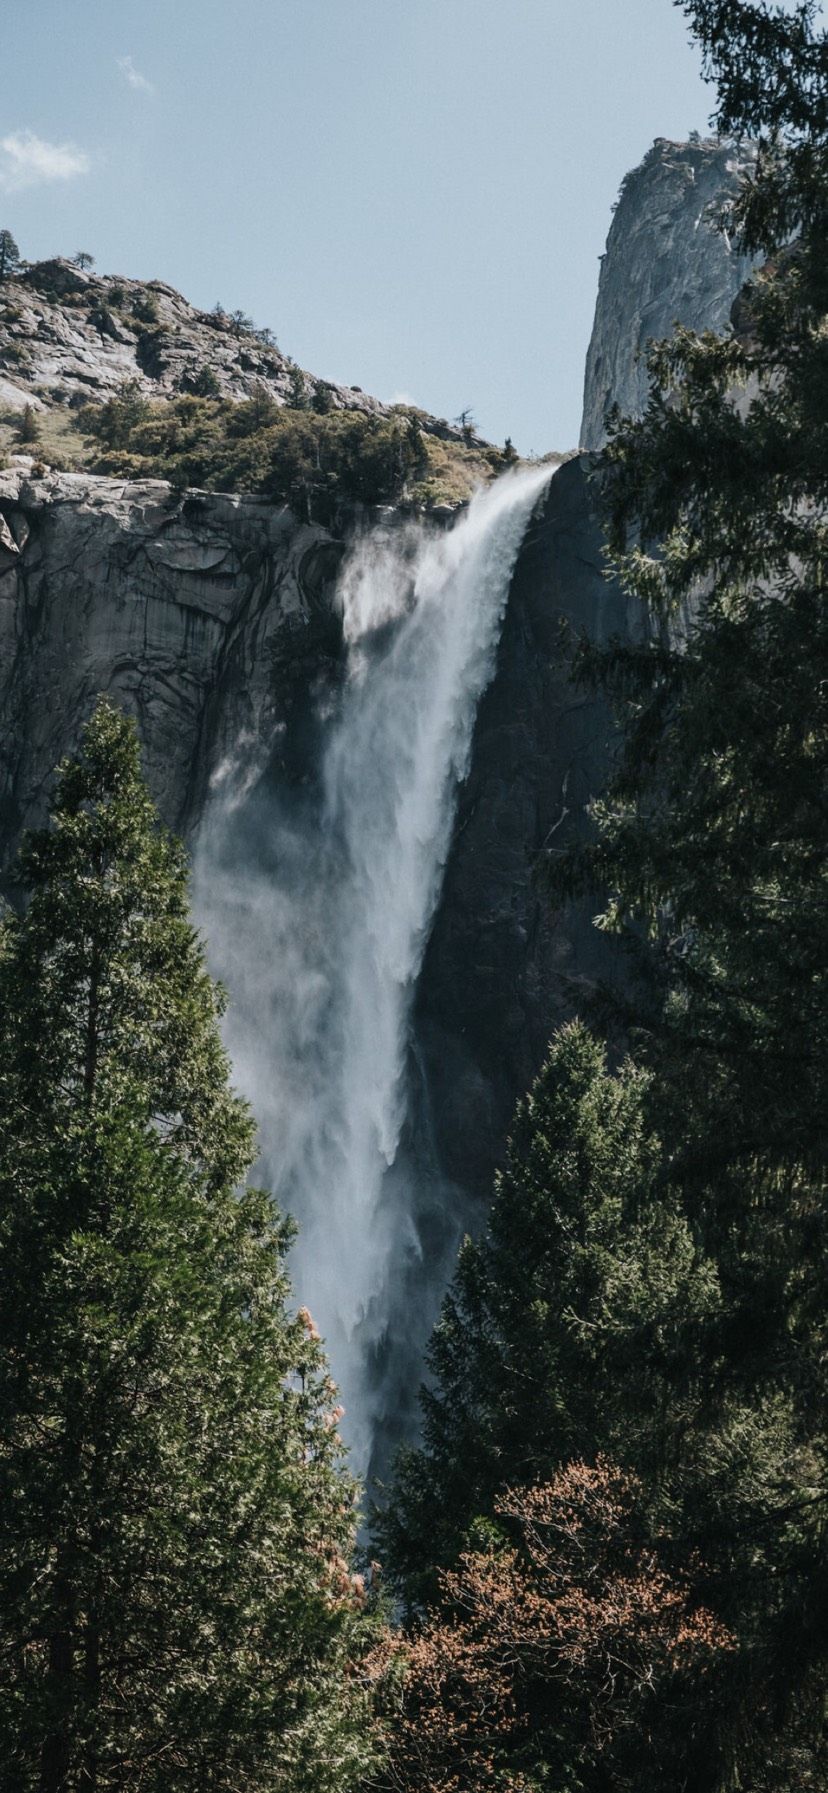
80, 387, 507, 519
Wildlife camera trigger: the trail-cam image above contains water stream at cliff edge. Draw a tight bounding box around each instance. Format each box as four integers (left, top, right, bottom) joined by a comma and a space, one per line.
194, 463, 554, 1476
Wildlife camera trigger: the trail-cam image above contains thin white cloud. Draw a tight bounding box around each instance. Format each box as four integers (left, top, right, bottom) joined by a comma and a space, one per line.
0, 131, 91, 194
117, 55, 154, 95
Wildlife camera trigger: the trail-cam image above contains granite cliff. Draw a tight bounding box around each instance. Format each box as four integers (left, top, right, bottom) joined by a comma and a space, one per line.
581, 135, 755, 449
0, 445, 624, 1196
0, 460, 344, 874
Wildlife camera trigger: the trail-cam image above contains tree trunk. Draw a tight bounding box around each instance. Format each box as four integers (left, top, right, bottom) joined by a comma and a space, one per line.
79, 1611, 101, 1791
39, 1566, 74, 1793
84, 945, 101, 1109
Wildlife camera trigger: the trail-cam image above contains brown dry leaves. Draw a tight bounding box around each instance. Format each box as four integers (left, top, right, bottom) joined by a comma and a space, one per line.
373, 1459, 733, 1793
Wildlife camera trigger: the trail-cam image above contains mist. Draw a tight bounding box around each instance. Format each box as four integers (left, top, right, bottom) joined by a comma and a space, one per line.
193, 464, 554, 1476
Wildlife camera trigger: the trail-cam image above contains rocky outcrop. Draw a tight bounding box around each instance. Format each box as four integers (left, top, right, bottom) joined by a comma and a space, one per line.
580, 136, 756, 450
0, 259, 469, 443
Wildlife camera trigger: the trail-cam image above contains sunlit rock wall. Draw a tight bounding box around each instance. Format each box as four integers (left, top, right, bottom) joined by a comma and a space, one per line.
581, 136, 756, 450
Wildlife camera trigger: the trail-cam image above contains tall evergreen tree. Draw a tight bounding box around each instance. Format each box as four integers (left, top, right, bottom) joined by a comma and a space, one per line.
0, 703, 381, 1791
543, 2, 828, 1777
0, 228, 21, 281
380, 1025, 720, 1610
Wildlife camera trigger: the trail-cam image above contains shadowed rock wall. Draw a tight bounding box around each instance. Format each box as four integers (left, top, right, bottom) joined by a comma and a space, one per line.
414, 456, 630, 1200
0, 464, 343, 879
0, 133, 753, 1375
0, 451, 625, 1229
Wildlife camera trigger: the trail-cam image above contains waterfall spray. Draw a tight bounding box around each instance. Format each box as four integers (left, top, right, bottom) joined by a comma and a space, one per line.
194, 464, 554, 1473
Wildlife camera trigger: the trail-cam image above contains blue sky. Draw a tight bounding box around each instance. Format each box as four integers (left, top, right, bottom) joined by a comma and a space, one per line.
6, 1, 721, 450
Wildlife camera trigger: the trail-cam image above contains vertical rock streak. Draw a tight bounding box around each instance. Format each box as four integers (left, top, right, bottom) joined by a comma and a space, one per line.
196, 465, 553, 1470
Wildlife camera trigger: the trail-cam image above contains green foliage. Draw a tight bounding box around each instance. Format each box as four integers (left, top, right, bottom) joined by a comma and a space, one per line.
87, 380, 151, 451
0, 703, 383, 1791
380, 1025, 719, 1611
454, 407, 476, 445
533, 2, 828, 1778
384, 11, 828, 1787
230, 307, 254, 335
189, 362, 221, 397
131, 289, 159, 325
81, 387, 508, 516
678, 0, 828, 251
563, 2, 828, 1209
17, 402, 40, 444
288, 364, 309, 409
0, 228, 21, 282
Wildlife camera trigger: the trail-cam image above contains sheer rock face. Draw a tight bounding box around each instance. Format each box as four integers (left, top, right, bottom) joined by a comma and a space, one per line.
413, 457, 631, 1199
580, 136, 756, 450
0, 449, 625, 1210
0, 460, 344, 877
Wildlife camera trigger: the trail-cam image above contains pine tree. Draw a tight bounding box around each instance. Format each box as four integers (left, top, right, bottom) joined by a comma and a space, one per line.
542, 3, 828, 1778
0, 702, 382, 1791
18, 403, 40, 446
380, 1025, 719, 1611
0, 228, 21, 282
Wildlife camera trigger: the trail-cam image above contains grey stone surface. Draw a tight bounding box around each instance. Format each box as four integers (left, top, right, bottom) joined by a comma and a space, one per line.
0, 462, 344, 876
0, 259, 470, 443
580, 136, 756, 450
414, 456, 633, 1199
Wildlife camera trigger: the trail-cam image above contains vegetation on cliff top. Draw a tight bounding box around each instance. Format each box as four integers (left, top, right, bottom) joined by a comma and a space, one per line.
78, 384, 515, 518
0, 247, 523, 510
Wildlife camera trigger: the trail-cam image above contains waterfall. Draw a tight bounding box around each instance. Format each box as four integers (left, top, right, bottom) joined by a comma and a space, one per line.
194, 464, 553, 1474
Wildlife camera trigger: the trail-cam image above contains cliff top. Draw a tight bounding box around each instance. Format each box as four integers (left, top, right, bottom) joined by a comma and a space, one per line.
580, 135, 757, 450
0, 256, 517, 511
0, 256, 409, 424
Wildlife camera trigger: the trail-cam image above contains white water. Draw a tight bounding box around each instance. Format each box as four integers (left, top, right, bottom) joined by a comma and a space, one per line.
194, 465, 553, 1473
